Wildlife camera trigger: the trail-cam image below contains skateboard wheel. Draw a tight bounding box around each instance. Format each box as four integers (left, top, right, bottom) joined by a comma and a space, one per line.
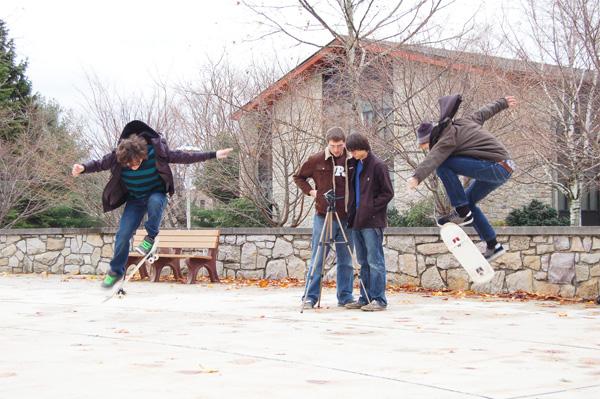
596, 296, 600, 305
147, 257, 155, 264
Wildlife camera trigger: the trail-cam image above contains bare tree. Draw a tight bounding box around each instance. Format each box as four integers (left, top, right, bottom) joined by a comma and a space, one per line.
242, 0, 471, 124
503, 0, 600, 225
237, 0, 483, 220
179, 58, 321, 226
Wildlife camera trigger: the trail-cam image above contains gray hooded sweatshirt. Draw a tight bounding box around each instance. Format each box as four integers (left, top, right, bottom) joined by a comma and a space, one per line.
413, 95, 511, 182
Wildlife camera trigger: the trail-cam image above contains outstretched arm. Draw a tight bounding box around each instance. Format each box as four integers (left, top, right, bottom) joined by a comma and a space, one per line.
73, 152, 117, 176
167, 148, 233, 164
468, 96, 516, 125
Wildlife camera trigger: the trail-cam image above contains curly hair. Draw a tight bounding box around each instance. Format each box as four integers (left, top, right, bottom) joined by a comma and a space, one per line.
116, 134, 148, 166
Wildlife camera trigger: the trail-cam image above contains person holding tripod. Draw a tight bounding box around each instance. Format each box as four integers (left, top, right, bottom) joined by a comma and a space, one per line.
293, 127, 358, 309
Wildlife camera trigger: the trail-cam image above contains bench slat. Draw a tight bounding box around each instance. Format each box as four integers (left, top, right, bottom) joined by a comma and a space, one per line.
132, 240, 218, 248
129, 253, 212, 260
133, 237, 218, 243
133, 230, 219, 237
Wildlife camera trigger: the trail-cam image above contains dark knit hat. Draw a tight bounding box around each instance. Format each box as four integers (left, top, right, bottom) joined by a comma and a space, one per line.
417, 122, 433, 144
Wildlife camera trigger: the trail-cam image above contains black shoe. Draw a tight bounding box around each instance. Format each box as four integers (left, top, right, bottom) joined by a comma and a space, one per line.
483, 244, 506, 262
437, 209, 473, 226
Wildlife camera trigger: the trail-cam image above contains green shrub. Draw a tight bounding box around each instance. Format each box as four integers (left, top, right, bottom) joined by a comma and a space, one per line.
388, 199, 436, 227
505, 200, 569, 226
6, 206, 101, 228
192, 197, 270, 228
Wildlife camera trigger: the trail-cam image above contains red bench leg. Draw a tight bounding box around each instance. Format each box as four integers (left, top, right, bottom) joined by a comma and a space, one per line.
149, 258, 183, 282
185, 258, 220, 284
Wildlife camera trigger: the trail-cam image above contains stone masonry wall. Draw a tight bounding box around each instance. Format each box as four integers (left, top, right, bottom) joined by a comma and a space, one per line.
1, 227, 599, 299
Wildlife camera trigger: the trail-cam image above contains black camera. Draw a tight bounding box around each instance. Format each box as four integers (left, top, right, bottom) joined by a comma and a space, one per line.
323, 189, 343, 209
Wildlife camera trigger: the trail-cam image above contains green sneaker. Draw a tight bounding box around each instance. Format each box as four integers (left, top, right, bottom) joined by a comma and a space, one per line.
135, 236, 155, 256
101, 271, 122, 289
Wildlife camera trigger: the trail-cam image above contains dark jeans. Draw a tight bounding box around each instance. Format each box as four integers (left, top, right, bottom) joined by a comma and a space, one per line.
436, 156, 512, 242
352, 228, 387, 306
109, 192, 168, 276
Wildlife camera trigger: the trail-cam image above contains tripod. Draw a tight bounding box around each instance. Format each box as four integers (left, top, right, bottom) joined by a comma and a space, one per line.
300, 190, 370, 313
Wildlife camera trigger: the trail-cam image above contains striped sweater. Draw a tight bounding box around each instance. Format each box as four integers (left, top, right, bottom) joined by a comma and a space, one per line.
121, 145, 166, 199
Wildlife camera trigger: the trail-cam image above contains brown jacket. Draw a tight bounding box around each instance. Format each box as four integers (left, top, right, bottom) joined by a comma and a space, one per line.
347, 153, 394, 229
413, 98, 511, 182
293, 148, 353, 218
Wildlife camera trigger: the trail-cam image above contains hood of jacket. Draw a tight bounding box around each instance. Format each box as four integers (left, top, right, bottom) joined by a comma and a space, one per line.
430, 94, 462, 148
119, 120, 161, 143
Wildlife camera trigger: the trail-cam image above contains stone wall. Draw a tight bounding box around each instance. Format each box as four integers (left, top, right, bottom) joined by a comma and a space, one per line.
1, 227, 599, 299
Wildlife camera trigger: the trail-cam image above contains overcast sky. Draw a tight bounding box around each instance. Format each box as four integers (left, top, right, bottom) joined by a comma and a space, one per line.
1, 0, 514, 114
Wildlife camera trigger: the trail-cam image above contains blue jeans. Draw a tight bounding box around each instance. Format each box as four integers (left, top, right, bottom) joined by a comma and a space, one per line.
305, 214, 355, 305
352, 228, 387, 306
109, 192, 168, 276
436, 156, 512, 242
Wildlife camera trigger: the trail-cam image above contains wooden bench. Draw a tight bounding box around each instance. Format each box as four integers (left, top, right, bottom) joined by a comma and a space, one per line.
125, 229, 220, 284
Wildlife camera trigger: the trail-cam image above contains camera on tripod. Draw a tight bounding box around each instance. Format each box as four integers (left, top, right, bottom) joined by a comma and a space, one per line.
323, 189, 343, 209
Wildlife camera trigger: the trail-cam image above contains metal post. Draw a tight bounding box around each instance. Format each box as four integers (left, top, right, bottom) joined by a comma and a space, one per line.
186, 187, 191, 230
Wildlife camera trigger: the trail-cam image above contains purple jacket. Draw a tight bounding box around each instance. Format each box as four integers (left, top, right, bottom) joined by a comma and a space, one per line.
82, 121, 216, 212
347, 153, 394, 229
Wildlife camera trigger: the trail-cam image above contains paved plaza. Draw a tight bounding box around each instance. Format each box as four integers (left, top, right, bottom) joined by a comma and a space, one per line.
1, 275, 599, 399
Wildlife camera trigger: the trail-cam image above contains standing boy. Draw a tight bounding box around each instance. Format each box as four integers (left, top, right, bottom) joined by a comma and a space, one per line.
293, 127, 356, 308
345, 133, 394, 311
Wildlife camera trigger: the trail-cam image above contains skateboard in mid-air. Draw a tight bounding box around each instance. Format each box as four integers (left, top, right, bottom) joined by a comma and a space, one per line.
440, 223, 494, 284
102, 239, 159, 302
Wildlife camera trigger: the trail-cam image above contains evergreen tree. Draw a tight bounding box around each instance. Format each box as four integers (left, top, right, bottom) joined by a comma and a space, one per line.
0, 19, 34, 141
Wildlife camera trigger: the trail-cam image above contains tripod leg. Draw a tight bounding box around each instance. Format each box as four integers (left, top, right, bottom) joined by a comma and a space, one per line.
316, 211, 333, 308
333, 212, 371, 305
300, 214, 328, 313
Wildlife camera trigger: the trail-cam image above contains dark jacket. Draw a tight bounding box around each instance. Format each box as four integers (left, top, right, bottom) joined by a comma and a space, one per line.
82, 120, 216, 212
347, 153, 394, 229
413, 96, 511, 182
293, 148, 353, 218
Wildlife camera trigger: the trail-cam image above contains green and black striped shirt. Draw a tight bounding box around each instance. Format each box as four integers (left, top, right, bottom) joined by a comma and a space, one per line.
121, 145, 166, 199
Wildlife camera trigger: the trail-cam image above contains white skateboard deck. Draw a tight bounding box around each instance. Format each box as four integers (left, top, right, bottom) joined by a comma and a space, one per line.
440, 223, 494, 284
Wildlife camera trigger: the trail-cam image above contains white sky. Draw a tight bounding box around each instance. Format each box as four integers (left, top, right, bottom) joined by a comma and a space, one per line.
1, 0, 515, 114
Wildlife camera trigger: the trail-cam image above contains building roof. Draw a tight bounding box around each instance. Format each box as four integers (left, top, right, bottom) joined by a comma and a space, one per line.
231, 37, 560, 120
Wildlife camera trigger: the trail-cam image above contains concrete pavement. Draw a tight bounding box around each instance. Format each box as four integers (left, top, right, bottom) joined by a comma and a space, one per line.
1, 275, 599, 399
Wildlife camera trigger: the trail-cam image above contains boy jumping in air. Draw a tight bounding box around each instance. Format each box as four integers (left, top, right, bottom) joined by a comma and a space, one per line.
408, 95, 517, 261
72, 120, 232, 288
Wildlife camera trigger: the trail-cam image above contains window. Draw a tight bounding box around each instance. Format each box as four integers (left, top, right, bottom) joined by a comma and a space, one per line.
556, 188, 600, 225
